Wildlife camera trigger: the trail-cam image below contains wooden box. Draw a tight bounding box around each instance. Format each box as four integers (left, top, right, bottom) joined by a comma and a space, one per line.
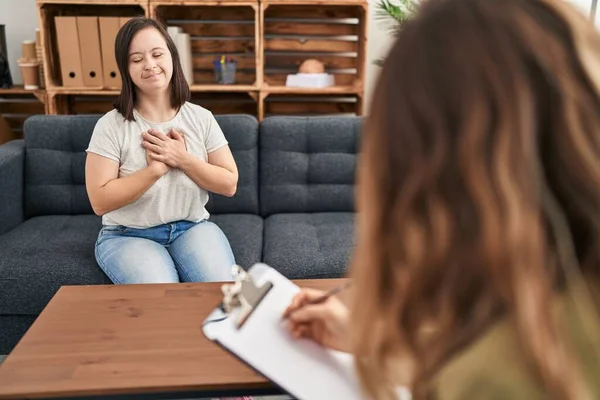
38, 1, 149, 90
47, 91, 118, 114
261, 1, 367, 91
47, 90, 258, 118
0, 88, 46, 144
191, 91, 258, 117
151, 2, 260, 90
263, 92, 361, 119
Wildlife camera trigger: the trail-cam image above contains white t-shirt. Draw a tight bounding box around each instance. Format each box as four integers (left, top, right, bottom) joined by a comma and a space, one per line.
86, 102, 228, 228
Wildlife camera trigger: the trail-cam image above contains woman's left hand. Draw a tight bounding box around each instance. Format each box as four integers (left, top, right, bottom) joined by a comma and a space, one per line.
142, 128, 188, 168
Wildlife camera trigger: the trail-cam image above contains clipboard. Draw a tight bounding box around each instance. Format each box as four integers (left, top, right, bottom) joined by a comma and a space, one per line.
201, 263, 366, 400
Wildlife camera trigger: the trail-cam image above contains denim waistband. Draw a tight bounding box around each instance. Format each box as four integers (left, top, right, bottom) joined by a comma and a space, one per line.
100, 220, 201, 246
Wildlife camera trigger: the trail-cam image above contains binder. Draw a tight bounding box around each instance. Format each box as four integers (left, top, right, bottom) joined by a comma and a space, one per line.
202, 263, 365, 400
76, 17, 104, 87
99, 17, 121, 89
54, 16, 84, 87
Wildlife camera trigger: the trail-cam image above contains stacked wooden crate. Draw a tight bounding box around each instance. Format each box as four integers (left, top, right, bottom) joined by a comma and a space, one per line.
261, 0, 367, 119
0, 0, 368, 127
0, 88, 46, 144
36, 0, 149, 115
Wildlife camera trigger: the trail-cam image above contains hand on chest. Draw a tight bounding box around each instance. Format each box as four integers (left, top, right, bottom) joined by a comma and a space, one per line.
120, 126, 207, 173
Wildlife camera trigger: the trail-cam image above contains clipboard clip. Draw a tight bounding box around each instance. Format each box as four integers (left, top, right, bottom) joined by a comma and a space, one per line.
221, 265, 273, 329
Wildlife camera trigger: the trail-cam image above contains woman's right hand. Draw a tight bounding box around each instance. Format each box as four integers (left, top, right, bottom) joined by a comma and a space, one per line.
282, 288, 351, 353
144, 133, 169, 176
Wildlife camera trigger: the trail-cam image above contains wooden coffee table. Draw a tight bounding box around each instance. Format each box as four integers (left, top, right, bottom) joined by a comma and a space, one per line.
0, 279, 346, 399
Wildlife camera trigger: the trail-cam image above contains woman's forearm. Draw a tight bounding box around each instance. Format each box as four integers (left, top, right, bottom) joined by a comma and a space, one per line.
179, 154, 237, 197
90, 166, 163, 216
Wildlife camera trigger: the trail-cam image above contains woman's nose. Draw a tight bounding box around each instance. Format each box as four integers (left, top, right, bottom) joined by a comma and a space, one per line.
144, 60, 156, 70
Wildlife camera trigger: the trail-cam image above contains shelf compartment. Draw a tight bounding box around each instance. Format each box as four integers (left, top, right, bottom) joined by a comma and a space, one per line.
152, 2, 260, 87
263, 93, 361, 119
261, 2, 367, 89
190, 91, 258, 118
0, 89, 47, 144
47, 90, 258, 118
38, 2, 149, 90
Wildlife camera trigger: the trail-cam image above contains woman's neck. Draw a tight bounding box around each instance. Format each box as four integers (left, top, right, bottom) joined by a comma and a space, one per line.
135, 91, 177, 123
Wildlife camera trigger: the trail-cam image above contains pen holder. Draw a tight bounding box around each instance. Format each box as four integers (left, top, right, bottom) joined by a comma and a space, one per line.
213, 60, 237, 84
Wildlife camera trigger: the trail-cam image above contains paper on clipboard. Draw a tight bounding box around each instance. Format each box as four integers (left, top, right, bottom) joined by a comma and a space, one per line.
202, 263, 366, 400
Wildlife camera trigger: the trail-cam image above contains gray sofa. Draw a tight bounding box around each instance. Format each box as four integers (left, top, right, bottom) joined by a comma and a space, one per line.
0, 114, 360, 354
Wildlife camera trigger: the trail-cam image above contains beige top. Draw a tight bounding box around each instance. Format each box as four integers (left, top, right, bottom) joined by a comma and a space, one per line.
86, 102, 228, 228
433, 282, 600, 399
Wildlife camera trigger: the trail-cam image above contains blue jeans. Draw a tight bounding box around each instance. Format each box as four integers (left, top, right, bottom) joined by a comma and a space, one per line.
95, 220, 235, 284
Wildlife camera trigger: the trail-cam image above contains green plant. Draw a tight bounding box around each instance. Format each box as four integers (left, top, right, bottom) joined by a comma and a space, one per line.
374, 0, 420, 66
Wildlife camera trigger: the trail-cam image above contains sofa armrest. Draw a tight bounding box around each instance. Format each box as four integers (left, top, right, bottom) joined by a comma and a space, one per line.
0, 139, 25, 235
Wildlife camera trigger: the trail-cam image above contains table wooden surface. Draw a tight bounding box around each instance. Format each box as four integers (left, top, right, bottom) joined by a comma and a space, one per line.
0, 279, 346, 399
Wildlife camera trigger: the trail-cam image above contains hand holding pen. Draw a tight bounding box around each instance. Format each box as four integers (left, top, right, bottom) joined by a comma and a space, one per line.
282, 282, 352, 353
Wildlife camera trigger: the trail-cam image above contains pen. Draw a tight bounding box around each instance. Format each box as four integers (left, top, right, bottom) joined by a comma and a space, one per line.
282, 281, 351, 320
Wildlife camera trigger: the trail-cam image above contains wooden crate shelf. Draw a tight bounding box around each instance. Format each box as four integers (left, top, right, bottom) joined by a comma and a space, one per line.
261, 2, 366, 91
151, 2, 261, 88
149, 0, 252, 3
47, 90, 258, 118
262, 85, 359, 94
30, 0, 367, 128
0, 87, 47, 144
262, 92, 362, 120
38, 0, 144, 4
38, 2, 149, 91
192, 91, 258, 117
47, 91, 118, 114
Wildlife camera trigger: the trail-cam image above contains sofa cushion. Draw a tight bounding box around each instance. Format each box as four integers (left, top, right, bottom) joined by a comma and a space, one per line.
0, 213, 262, 316
209, 214, 263, 269
260, 116, 362, 216
0, 215, 110, 315
263, 213, 354, 279
23, 114, 259, 218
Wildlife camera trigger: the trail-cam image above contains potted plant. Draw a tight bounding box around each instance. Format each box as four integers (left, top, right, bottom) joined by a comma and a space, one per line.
374, 0, 420, 66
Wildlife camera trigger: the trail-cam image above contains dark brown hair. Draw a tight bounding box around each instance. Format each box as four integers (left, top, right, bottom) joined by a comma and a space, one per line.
113, 17, 190, 121
350, 0, 600, 398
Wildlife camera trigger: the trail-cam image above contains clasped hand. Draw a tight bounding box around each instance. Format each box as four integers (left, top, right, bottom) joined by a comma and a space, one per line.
142, 128, 188, 172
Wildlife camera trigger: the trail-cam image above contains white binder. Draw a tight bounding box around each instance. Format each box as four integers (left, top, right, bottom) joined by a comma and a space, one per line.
201, 263, 365, 400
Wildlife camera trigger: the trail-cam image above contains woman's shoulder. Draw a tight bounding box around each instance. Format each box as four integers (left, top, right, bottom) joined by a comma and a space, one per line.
432, 286, 600, 400
432, 319, 544, 400
180, 101, 214, 120
95, 108, 127, 131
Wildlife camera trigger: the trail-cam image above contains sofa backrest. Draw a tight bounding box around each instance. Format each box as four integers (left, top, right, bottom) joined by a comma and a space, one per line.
23, 114, 259, 218
24, 115, 97, 217
205, 115, 259, 214
259, 116, 361, 216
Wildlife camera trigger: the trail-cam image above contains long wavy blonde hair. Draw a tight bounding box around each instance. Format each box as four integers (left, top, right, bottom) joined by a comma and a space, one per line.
350, 0, 600, 398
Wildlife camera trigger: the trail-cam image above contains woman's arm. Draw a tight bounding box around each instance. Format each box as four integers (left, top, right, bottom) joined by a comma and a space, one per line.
179, 145, 238, 197
85, 152, 168, 216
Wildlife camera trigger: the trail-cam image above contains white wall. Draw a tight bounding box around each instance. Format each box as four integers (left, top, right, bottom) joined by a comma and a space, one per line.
0, 0, 593, 109
0, 0, 39, 85
364, 0, 395, 113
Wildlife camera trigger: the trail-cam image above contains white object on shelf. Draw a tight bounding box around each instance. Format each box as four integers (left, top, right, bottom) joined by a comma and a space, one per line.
285, 73, 335, 88
167, 26, 193, 85
167, 26, 182, 43
177, 33, 193, 85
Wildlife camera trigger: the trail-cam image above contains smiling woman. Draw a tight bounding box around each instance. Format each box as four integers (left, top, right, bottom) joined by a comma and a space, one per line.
83, 17, 239, 286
